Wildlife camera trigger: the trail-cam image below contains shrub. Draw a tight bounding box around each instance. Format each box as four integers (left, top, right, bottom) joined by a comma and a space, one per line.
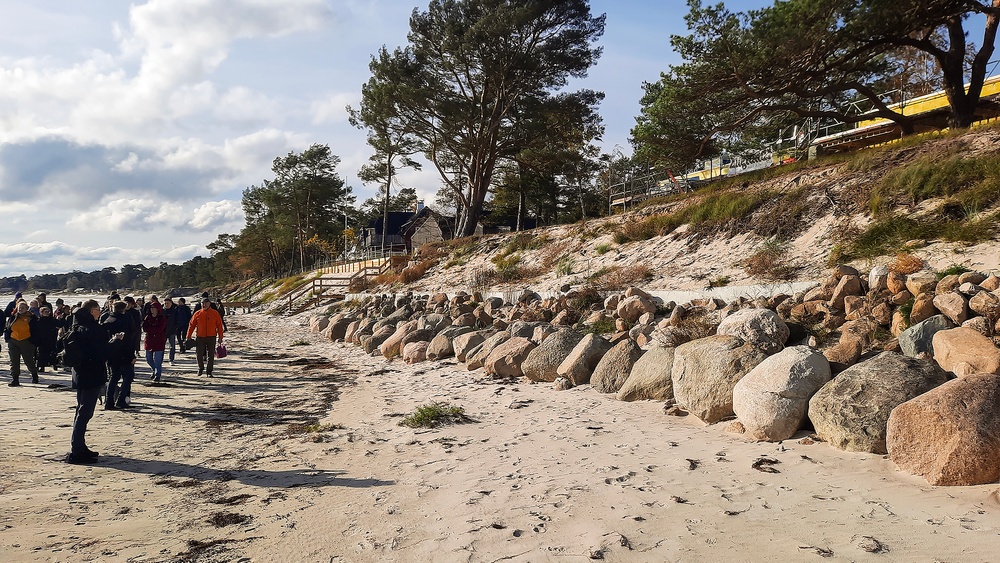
595, 243, 612, 255
399, 403, 471, 428
708, 275, 730, 288
937, 264, 971, 279
742, 239, 800, 281
889, 253, 924, 275
567, 285, 603, 310
587, 265, 654, 292
586, 317, 618, 335
555, 256, 575, 276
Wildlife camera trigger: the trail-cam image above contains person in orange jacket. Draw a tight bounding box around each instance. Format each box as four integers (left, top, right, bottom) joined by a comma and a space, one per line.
186, 297, 224, 377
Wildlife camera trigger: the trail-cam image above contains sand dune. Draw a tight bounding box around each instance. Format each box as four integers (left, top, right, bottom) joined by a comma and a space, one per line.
1, 312, 998, 562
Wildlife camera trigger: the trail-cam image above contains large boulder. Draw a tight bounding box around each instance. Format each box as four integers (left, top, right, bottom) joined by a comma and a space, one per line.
426, 326, 475, 361
522, 329, 586, 382
328, 316, 355, 341
932, 327, 1000, 377
905, 272, 939, 297
556, 333, 614, 385
932, 292, 969, 325
454, 330, 492, 362
379, 320, 418, 359
484, 337, 537, 378
591, 340, 645, 394
363, 325, 397, 355
886, 373, 1000, 486
616, 346, 676, 402
898, 315, 953, 358
828, 275, 863, 311
402, 341, 429, 364
467, 332, 512, 370
417, 313, 452, 334
400, 328, 436, 347
808, 352, 949, 453
616, 295, 656, 324
309, 315, 330, 333
671, 335, 769, 424
716, 308, 789, 354
733, 346, 832, 441
970, 290, 1000, 320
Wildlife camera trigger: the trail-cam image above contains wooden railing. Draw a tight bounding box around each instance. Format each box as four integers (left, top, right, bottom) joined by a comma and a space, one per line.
285, 258, 392, 314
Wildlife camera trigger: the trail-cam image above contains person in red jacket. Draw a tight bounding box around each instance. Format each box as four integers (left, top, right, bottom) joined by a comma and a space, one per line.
187, 297, 224, 377
142, 302, 167, 383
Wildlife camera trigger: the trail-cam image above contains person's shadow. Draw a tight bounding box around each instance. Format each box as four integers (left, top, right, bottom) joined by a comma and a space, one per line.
98, 455, 394, 489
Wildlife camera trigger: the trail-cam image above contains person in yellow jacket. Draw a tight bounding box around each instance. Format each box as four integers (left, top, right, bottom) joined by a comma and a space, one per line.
186, 297, 224, 377
5, 301, 39, 386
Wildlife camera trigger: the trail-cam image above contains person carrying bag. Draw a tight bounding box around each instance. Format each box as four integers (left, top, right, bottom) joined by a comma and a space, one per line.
186, 297, 224, 378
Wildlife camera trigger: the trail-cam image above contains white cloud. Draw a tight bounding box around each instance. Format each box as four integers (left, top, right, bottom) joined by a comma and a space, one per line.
67, 197, 185, 232
189, 200, 244, 231
311, 92, 358, 124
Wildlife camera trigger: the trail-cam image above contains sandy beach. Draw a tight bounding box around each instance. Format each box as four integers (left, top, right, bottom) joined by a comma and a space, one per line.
2, 311, 999, 562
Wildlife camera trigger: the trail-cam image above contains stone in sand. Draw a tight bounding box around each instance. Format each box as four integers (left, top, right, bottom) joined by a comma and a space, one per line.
402, 341, 429, 364
671, 335, 769, 424
616, 346, 676, 402
522, 329, 586, 382
887, 373, 1000, 486
733, 346, 831, 442
467, 332, 512, 370
932, 292, 969, 325
484, 337, 537, 378
556, 333, 613, 386
716, 308, 789, 354
309, 315, 330, 333
417, 313, 452, 334
591, 339, 645, 394
364, 325, 396, 355
328, 316, 356, 341
898, 315, 953, 358
616, 295, 656, 324
380, 321, 418, 359
427, 326, 475, 360
808, 352, 948, 454
454, 330, 491, 362
932, 327, 1000, 377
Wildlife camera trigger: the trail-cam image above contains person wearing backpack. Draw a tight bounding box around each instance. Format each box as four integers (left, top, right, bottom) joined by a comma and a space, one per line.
174, 297, 193, 352
6, 301, 39, 386
102, 301, 135, 409
66, 299, 117, 464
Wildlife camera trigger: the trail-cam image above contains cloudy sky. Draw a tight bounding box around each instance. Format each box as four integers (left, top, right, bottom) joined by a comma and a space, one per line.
0, 0, 765, 277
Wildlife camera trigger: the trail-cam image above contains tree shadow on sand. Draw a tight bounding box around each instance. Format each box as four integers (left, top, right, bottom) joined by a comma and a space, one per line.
98, 455, 394, 489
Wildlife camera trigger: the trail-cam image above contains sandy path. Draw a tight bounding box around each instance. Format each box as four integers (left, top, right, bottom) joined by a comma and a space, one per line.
1, 312, 999, 562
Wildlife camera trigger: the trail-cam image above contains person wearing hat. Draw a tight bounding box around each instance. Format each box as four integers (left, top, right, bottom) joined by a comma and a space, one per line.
6, 301, 39, 385
186, 297, 224, 377
4, 291, 23, 317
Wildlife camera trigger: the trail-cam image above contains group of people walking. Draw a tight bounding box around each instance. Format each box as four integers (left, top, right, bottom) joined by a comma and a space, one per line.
2, 291, 226, 464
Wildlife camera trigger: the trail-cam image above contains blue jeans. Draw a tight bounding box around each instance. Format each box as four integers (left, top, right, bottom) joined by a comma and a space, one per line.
166, 334, 177, 362
145, 350, 164, 380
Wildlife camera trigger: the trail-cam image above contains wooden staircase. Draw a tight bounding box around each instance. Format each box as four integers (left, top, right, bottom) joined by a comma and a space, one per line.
285, 259, 390, 315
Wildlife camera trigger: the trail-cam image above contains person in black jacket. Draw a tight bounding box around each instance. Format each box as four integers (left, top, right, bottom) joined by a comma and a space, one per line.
175, 297, 193, 353
102, 301, 136, 410
161, 297, 179, 365
34, 306, 60, 373
67, 300, 117, 464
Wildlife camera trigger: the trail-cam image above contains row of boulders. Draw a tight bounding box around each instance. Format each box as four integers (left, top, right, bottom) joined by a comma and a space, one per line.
306, 265, 1000, 486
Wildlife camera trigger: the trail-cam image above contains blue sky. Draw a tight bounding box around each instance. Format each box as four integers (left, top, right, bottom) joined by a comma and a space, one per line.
0, 0, 769, 276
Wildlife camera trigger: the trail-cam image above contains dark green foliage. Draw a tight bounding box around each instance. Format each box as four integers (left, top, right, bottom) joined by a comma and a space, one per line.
399, 403, 471, 428
356, 0, 606, 236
